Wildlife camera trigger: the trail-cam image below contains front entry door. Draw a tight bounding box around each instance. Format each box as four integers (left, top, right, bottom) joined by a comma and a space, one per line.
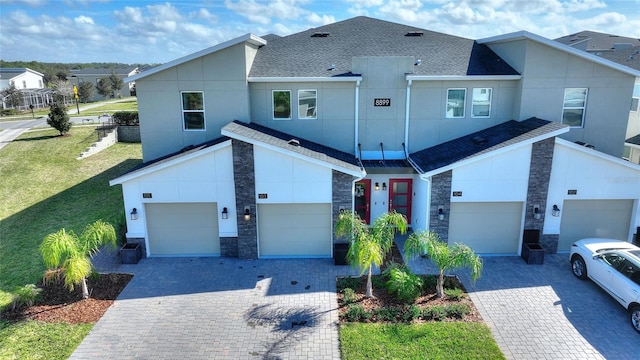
354, 179, 371, 224
389, 179, 412, 224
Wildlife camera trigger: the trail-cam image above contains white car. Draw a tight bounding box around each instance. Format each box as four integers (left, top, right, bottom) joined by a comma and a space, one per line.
570, 238, 640, 334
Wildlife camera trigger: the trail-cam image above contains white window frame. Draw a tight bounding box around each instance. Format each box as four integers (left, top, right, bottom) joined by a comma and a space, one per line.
272, 90, 292, 120
632, 98, 639, 112
446, 88, 466, 118
471, 88, 492, 118
298, 89, 317, 119
561, 88, 588, 128
181, 91, 206, 131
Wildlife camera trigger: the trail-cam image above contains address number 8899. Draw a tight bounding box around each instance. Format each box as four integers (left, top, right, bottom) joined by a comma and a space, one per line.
374, 98, 391, 107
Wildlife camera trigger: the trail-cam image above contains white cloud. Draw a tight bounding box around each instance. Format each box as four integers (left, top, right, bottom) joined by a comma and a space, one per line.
74, 15, 94, 24
190, 8, 219, 23
307, 13, 335, 26
224, 0, 309, 25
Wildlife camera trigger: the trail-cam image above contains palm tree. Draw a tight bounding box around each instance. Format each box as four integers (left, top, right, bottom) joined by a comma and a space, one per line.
335, 211, 407, 298
40, 220, 117, 299
404, 230, 482, 298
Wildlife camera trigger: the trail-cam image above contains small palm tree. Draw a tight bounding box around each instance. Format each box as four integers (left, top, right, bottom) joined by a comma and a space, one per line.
404, 230, 482, 298
335, 211, 407, 298
40, 220, 117, 299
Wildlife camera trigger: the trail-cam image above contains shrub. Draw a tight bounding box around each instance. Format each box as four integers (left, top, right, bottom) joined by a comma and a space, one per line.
445, 303, 471, 319
374, 307, 401, 322
444, 288, 465, 301
444, 276, 461, 290
11, 284, 42, 310
385, 267, 423, 303
381, 262, 407, 280
0, 109, 18, 116
341, 288, 358, 305
112, 111, 139, 126
343, 304, 371, 322
337, 276, 361, 291
422, 305, 447, 321
401, 305, 422, 322
422, 275, 437, 292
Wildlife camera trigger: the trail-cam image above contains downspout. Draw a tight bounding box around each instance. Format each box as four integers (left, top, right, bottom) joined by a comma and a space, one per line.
408, 156, 432, 231
354, 79, 361, 157
404, 79, 412, 158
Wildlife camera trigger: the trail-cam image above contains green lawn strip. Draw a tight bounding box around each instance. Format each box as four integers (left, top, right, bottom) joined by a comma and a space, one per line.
77, 98, 138, 116
340, 322, 504, 360
0, 320, 92, 360
0, 126, 142, 308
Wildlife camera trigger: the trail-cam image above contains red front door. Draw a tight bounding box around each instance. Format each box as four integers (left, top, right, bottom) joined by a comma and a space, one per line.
354, 179, 371, 224
389, 179, 412, 224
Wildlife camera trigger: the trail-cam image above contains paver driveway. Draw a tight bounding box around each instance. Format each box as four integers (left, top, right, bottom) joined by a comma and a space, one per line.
71, 257, 359, 360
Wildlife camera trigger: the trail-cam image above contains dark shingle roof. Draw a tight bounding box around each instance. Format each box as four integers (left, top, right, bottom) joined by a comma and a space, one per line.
598, 46, 640, 71
249, 16, 518, 78
70, 67, 138, 76
225, 120, 361, 168
626, 133, 640, 146
555, 31, 640, 52
409, 118, 567, 174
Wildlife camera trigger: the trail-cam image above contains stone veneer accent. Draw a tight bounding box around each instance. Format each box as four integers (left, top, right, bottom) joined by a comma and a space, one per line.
220, 237, 238, 258
524, 138, 556, 253
126, 237, 147, 258
232, 140, 258, 259
332, 170, 355, 243
429, 170, 452, 243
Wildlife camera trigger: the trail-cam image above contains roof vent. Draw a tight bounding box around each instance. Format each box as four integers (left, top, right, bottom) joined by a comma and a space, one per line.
405, 31, 424, 37
288, 139, 300, 146
311, 32, 329, 37
471, 136, 486, 145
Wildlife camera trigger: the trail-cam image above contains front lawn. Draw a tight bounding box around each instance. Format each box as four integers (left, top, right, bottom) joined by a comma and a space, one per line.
340, 322, 504, 360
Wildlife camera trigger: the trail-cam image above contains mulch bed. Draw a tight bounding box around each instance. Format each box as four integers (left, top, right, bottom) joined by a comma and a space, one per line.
1, 273, 132, 324
337, 242, 483, 323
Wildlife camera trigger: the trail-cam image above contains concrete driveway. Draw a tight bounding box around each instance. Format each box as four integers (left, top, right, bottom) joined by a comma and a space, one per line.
71, 257, 359, 360
407, 252, 640, 360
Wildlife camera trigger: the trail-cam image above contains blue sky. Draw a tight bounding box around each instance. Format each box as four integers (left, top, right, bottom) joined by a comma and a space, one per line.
1, 0, 639, 64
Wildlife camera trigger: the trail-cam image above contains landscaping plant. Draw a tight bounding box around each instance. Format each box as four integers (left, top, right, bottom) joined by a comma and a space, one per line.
335, 211, 408, 298
46, 94, 72, 135
40, 220, 117, 299
404, 230, 482, 298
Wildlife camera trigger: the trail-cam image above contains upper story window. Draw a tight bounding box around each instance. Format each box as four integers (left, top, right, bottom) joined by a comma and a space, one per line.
298, 90, 317, 119
472, 88, 492, 118
22, 80, 27, 89
181, 91, 205, 130
273, 90, 291, 119
446, 88, 466, 118
562, 88, 588, 127
632, 84, 640, 112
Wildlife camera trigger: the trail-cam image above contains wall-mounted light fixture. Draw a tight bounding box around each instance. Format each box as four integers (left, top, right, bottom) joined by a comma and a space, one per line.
552, 204, 561, 217
130, 208, 138, 221
533, 205, 542, 220
437, 206, 445, 221
375, 182, 380, 191
221, 207, 229, 220
382, 182, 387, 191
244, 206, 251, 221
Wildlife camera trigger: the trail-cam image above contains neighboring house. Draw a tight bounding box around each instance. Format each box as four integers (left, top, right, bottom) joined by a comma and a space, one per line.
69, 67, 139, 102
556, 31, 640, 164
110, 17, 640, 260
0, 68, 50, 110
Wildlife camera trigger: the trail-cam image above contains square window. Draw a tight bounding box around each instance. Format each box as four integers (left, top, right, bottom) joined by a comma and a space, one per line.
472, 88, 492, 117
181, 92, 205, 130
446, 89, 466, 118
298, 90, 317, 119
273, 90, 291, 119
562, 88, 588, 127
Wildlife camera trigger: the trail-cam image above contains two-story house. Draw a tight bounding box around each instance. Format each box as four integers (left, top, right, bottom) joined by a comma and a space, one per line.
70, 67, 139, 102
110, 17, 640, 260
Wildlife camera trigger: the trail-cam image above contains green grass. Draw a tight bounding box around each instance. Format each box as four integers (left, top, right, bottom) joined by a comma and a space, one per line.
340, 322, 504, 360
0, 320, 93, 360
78, 98, 138, 116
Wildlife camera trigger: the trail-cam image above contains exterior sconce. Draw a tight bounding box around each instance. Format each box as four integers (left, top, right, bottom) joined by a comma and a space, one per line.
437, 206, 445, 221
375, 182, 380, 191
221, 207, 229, 219
382, 182, 387, 191
130, 208, 138, 221
244, 206, 251, 221
552, 204, 561, 217
533, 205, 542, 220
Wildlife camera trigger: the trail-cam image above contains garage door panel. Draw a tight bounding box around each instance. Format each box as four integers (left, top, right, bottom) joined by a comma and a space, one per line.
146, 203, 220, 256
449, 202, 522, 254
558, 200, 632, 252
258, 204, 331, 257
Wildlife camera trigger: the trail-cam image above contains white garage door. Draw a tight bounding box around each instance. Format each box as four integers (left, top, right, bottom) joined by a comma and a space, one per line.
557, 199, 633, 252
448, 202, 523, 254
258, 203, 332, 258
145, 203, 220, 256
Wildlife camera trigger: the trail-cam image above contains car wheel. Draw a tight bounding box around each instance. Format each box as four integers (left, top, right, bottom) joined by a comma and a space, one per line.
631, 306, 640, 334
571, 255, 587, 279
